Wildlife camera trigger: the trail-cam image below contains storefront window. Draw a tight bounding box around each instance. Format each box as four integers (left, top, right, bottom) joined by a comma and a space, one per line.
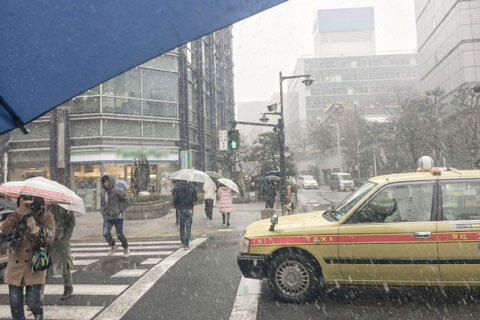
102, 97, 141, 115
142, 69, 178, 102
103, 69, 141, 98
103, 119, 142, 137
71, 119, 101, 137
143, 101, 177, 118
143, 122, 179, 139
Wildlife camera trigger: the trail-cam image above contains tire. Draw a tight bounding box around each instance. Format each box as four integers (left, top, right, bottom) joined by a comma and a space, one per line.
269, 251, 321, 303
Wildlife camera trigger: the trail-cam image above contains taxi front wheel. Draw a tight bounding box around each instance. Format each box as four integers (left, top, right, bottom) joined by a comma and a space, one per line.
269, 252, 321, 303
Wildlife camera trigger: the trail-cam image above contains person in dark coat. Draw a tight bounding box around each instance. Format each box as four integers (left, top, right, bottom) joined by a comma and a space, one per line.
48, 205, 75, 301
172, 180, 197, 249
101, 175, 130, 257
263, 181, 276, 209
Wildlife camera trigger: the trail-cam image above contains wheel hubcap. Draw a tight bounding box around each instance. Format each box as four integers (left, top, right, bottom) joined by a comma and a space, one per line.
275, 259, 310, 297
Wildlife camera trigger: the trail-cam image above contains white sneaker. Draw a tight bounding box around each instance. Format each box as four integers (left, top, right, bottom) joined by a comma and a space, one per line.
108, 246, 116, 256
124, 249, 130, 258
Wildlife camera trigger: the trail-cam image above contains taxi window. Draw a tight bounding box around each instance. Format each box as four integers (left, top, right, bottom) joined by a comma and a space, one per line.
348, 182, 434, 224
441, 180, 480, 221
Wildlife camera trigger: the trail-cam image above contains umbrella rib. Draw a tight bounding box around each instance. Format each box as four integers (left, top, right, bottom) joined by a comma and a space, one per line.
0, 95, 28, 134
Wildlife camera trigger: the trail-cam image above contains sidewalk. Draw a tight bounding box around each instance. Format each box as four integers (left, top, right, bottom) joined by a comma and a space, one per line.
72, 202, 264, 241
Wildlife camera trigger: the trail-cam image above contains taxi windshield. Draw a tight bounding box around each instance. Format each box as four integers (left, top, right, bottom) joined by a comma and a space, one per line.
330, 182, 376, 220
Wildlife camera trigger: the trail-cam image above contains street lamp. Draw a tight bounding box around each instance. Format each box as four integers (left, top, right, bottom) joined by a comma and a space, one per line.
259, 113, 270, 123
277, 71, 314, 214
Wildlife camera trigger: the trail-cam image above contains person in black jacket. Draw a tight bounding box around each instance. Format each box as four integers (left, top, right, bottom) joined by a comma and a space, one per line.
172, 180, 197, 249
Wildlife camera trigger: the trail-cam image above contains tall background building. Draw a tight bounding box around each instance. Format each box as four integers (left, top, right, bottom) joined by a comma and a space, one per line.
5, 27, 235, 208
285, 7, 419, 179
414, 0, 480, 94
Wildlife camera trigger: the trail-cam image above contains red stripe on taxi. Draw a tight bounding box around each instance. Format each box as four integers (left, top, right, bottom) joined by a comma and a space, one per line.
249, 232, 480, 246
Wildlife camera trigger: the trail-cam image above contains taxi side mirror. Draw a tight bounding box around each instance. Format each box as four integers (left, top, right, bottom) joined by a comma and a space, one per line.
269, 214, 278, 231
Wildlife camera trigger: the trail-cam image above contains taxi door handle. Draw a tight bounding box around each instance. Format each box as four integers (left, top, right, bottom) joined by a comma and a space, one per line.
414, 231, 432, 239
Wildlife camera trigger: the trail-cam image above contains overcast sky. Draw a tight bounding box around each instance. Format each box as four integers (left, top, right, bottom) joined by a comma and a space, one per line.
232, 0, 417, 103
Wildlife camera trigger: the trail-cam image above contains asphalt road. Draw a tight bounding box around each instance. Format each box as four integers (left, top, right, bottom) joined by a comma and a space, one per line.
297, 187, 350, 212
2, 195, 479, 319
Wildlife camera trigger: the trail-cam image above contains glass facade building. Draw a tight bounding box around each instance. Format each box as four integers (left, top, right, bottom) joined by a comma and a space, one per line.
6, 27, 235, 201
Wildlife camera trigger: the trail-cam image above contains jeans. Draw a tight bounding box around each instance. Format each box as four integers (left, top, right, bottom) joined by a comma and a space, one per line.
179, 209, 193, 246
265, 199, 275, 208
103, 219, 128, 249
204, 199, 214, 220
9, 285, 43, 320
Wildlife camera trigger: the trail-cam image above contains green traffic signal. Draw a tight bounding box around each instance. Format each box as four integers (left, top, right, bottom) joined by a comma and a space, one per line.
228, 129, 240, 150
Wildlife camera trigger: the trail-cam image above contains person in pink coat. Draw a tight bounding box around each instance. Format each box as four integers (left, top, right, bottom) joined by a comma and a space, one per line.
217, 183, 233, 226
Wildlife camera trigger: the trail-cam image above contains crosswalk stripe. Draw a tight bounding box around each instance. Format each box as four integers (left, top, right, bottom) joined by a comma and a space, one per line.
0, 284, 128, 296
95, 237, 208, 320
71, 241, 181, 247
229, 277, 261, 320
140, 258, 162, 265
72, 251, 173, 258
0, 305, 104, 320
111, 269, 147, 278
71, 245, 178, 252
72, 259, 99, 266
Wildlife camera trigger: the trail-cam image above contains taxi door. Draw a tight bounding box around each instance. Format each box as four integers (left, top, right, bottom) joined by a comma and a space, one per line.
437, 179, 480, 283
336, 181, 440, 284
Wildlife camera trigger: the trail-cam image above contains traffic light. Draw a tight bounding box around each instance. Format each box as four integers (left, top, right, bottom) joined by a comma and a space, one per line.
228, 129, 240, 150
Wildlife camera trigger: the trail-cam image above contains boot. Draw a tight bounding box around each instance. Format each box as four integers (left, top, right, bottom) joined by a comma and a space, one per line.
108, 245, 117, 256
222, 213, 225, 225
227, 213, 230, 227
61, 286, 73, 301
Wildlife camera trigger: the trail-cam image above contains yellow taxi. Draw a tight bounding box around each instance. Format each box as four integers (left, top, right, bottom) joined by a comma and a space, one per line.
238, 166, 480, 302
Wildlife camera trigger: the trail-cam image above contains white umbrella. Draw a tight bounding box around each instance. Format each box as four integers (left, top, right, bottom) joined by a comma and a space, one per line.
0, 177, 86, 215
170, 169, 214, 185
218, 178, 239, 193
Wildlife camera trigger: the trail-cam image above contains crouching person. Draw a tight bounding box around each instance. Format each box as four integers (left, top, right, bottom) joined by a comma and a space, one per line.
1, 195, 55, 320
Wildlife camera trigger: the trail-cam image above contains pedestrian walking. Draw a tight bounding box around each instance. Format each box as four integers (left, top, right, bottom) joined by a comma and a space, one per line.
203, 182, 216, 220
48, 205, 75, 301
263, 181, 276, 209
1, 195, 55, 320
171, 180, 179, 225
217, 184, 233, 227
172, 180, 197, 249
100, 175, 130, 257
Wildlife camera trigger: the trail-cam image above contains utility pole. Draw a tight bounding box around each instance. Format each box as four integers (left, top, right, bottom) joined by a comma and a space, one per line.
336, 121, 342, 172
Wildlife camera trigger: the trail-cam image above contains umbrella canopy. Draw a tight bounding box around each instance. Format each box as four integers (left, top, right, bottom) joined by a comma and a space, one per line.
205, 171, 223, 180
0, 0, 285, 135
0, 177, 85, 214
170, 169, 214, 185
218, 178, 240, 194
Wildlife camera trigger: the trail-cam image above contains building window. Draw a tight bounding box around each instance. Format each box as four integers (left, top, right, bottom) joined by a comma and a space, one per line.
143, 122, 179, 139
102, 97, 141, 115
70, 96, 100, 114
11, 122, 50, 141
142, 54, 178, 72
102, 119, 142, 137
142, 69, 178, 102
143, 101, 178, 118
103, 69, 141, 98
71, 119, 100, 137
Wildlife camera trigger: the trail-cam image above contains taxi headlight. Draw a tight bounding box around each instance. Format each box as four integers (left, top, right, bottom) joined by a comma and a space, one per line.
239, 237, 250, 254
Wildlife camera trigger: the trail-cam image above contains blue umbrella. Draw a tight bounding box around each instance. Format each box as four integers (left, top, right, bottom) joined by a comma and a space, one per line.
0, 0, 285, 135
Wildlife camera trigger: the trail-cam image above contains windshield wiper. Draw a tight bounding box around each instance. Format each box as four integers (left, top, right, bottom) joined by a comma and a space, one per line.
323, 209, 340, 221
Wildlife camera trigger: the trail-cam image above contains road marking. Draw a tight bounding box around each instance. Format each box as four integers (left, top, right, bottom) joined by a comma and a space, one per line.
229, 277, 261, 320
94, 237, 207, 320
72, 251, 173, 258
111, 269, 147, 278
0, 284, 128, 296
140, 258, 162, 265
73, 259, 99, 266
71, 240, 181, 247
218, 229, 233, 232
12, 305, 103, 319
71, 245, 178, 252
